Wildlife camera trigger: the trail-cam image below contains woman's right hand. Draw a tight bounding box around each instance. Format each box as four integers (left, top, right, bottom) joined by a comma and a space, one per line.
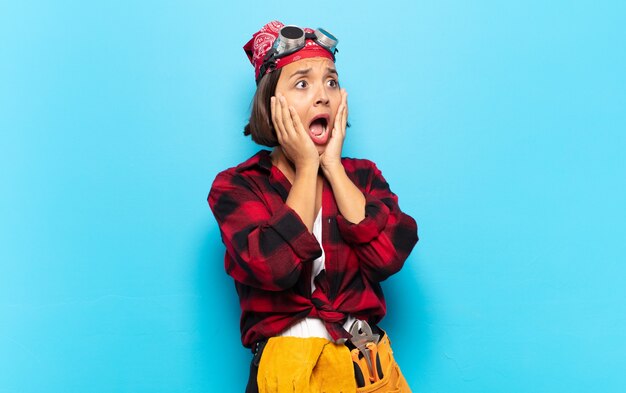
271, 94, 320, 169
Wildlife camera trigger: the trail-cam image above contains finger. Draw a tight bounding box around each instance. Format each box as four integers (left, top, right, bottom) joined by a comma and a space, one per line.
288, 106, 307, 136
271, 96, 278, 128
272, 96, 287, 139
342, 98, 348, 135
275, 129, 285, 146
273, 101, 285, 145
340, 107, 347, 138
271, 97, 285, 145
333, 106, 342, 137
340, 91, 348, 137
333, 106, 346, 139
270, 96, 278, 130
279, 95, 296, 136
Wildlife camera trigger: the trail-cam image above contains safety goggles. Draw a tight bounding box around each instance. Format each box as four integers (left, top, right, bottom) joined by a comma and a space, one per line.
258, 25, 339, 83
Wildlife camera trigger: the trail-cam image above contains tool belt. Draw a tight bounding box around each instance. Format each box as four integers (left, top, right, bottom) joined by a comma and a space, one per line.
248, 321, 412, 392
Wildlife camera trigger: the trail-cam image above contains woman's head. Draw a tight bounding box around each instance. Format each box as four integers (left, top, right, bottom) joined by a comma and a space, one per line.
243, 21, 341, 149
274, 57, 341, 152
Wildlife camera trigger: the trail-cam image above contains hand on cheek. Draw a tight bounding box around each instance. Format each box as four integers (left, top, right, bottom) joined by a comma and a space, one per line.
320, 89, 348, 172
271, 94, 320, 169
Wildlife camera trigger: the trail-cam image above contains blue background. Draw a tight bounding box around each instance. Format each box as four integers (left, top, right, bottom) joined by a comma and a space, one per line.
2, 1, 625, 392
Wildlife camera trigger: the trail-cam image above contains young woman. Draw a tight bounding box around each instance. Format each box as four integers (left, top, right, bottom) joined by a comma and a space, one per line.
208, 21, 419, 392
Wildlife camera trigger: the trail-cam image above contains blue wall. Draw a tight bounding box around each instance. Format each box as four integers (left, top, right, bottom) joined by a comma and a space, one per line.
2, 1, 625, 392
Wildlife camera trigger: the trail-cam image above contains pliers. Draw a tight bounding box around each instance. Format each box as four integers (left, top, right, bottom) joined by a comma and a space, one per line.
348, 320, 384, 384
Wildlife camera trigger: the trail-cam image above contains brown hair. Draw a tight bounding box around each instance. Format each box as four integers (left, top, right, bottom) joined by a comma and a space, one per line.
243, 69, 282, 147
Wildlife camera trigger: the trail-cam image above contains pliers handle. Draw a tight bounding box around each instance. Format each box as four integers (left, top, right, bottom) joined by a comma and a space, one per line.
365, 342, 384, 382
351, 348, 369, 387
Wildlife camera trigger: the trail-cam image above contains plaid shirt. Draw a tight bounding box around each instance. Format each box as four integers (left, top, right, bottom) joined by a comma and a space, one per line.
208, 150, 418, 348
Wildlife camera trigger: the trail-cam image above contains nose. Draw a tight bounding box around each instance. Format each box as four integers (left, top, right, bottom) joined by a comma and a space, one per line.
314, 85, 330, 106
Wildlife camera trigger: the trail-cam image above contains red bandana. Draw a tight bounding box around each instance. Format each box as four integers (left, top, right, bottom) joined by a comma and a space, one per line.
243, 21, 335, 82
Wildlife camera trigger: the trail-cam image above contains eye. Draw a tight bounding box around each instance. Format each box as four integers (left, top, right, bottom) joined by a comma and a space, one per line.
327, 79, 339, 88
295, 80, 308, 89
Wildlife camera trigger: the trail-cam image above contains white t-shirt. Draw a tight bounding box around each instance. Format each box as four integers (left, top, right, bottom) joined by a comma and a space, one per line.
278, 208, 355, 341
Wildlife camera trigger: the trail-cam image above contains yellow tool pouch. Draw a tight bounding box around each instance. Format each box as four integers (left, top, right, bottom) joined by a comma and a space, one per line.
354, 334, 412, 393
257, 336, 356, 393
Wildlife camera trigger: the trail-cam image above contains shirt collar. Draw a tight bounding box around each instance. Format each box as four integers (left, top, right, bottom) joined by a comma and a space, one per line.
235, 149, 291, 200
235, 149, 273, 173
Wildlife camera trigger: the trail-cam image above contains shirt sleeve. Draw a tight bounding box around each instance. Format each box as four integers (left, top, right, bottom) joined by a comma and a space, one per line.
335, 161, 419, 282
208, 170, 322, 291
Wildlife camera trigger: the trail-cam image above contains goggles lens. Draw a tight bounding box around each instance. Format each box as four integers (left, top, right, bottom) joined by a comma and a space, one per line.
275, 26, 306, 53
314, 28, 338, 53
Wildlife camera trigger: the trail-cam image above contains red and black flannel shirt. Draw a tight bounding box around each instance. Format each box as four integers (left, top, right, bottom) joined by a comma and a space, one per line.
208, 150, 418, 348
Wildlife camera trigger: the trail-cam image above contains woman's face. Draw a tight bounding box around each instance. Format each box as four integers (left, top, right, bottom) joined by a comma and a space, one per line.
274, 57, 342, 154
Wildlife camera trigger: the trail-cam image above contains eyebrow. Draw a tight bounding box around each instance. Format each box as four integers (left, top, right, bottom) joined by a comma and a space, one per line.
289, 68, 311, 79
289, 67, 339, 79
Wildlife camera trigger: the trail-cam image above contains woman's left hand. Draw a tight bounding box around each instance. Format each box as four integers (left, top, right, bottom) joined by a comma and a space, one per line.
320, 89, 348, 172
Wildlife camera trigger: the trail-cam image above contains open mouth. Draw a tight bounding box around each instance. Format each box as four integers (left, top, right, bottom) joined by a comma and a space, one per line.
309, 117, 328, 137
